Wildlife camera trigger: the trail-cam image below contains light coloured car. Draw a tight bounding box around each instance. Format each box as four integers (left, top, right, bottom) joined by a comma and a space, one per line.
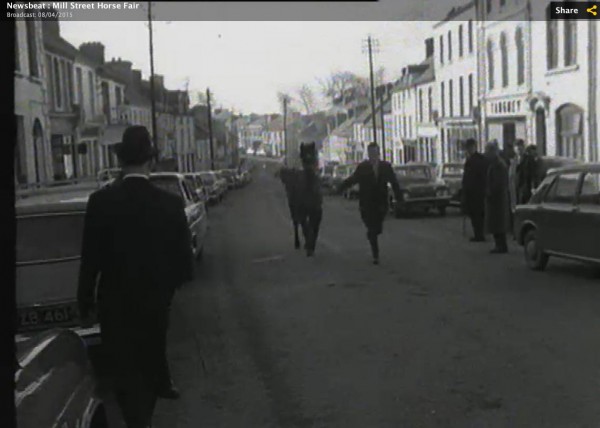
514, 162, 600, 271
15, 328, 107, 428
16, 197, 101, 345
437, 162, 464, 207
198, 171, 223, 203
96, 168, 121, 189
149, 173, 209, 261
183, 173, 210, 206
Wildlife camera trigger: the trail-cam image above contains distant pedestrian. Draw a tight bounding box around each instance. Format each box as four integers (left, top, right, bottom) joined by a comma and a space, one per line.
338, 142, 401, 265
508, 139, 526, 212
78, 125, 194, 428
461, 138, 489, 242
517, 144, 540, 204
484, 141, 511, 254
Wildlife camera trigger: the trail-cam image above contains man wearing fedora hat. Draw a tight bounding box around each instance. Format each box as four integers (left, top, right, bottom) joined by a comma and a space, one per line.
78, 125, 194, 428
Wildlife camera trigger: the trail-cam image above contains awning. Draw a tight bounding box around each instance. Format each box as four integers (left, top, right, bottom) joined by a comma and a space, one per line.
101, 124, 128, 146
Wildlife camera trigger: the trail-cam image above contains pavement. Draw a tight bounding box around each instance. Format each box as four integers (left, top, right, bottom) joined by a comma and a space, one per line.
106, 161, 600, 428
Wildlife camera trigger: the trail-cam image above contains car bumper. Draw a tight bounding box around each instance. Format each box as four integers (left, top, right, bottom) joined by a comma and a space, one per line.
396, 196, 452, 208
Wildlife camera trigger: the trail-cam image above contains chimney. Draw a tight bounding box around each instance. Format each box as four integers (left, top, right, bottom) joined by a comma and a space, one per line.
42, 18, 61, 39
108, 59, 133, 80
79, 42, 105, 64
425, 37, 434, 58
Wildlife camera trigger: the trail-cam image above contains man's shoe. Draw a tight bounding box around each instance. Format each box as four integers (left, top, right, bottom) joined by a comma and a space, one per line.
157, 385, 181, 400
373, 257, 379, 265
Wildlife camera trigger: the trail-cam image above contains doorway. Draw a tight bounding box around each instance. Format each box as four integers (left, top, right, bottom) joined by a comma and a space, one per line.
535, 108, 547, 155
502, 122, 516, 148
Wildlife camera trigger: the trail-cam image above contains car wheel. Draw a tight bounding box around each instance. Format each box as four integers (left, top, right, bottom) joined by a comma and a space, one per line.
438, 206, 447, 217
524, 229, 549, 271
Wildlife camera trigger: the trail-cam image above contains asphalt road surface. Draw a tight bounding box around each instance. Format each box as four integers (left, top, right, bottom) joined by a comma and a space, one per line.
111, 162, 600, 428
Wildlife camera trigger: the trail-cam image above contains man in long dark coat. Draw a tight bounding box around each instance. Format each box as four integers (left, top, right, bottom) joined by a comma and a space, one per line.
78, 126, 194, 428
461, 138, 488, 242
484, 142, 511, 254
338, 142, 401, 265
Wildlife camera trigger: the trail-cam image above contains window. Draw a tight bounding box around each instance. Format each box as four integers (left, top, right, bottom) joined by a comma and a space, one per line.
418, 89, 423, 122
53, 57, 62, 109
459, 25, 464, 57
468, 74, 474, 115
547, 13, 558, 69
88, 70, 96, 115
468, 20, 474, 53
66, 63, 73, 108
116, 86, 123, 106
487, 39, 495, 90
500, 0, 506, 7
564, 20, 577, 66
556, 104, 584, 160
515, 27, 525, 85
441, 82, 445, 117
449, 79, 454, 117
459, 76, 464, 116
500, 32, 508, 87
486, 0, 493, 14
579, 173, 600, 205
15, 115, 26, 184
428, 87, 433, 122
25, 20, 39, 77
439, 35, 444, 64
545, 173, 580, 204
448, 31, 452, 62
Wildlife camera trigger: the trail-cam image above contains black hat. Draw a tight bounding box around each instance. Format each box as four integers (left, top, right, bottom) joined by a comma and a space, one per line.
114, 126, 157, 166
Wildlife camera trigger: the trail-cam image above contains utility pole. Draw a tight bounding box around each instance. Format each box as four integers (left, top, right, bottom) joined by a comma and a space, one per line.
283, 96, 288, 164
378, 89, 386, 161
207, 88, 215, 171
147, 1, 159, 162
363, 35, 379, 146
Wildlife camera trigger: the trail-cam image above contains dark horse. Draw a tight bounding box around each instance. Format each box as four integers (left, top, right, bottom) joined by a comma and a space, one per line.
279, 142, 323, 257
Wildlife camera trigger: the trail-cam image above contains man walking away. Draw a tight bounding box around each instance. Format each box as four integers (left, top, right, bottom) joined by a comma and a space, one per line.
509, 139, 526, 213
78, 125, 194, 428
338, 142, 401, 265
461, 138, 488, 242
484, 142, 511, 254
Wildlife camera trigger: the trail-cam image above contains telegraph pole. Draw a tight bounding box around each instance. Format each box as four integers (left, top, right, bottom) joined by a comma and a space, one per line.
362, 35, 379, 147
207, 88, 215, 171
147, 1, 159, 161
283, 96, 288, 163
379, 89, 386, 161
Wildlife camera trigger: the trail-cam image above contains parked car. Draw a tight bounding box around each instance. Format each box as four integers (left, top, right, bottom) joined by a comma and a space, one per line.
15, 328, 107, 428
219, 169, 239, 189
198, 171, 222, 203
237, 169, 251, 186
388, 163, 451, 217
319, 164, 335, 190
514, 162, 600, 271
183, 173, 210, 206
438, 162, 464, 207
96, 168, 121, 189
15, 197, 101, 346
213, 171, 229, 197
149, 173, 209, 261
331, 164, 354, 194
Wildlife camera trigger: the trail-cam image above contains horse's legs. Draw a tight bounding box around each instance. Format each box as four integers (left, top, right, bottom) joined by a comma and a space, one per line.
293, 219, 300, 249
310, 209, 323, 251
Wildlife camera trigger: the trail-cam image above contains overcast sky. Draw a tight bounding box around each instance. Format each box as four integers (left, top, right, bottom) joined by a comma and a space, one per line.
60, 21, 437, 115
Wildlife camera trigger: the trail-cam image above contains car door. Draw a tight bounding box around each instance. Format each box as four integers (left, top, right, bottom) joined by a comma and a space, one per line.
538, 172, 582, 255
572, 170, 600, 261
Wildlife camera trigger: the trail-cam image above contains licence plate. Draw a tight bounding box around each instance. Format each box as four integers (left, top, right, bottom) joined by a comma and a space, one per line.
18, 304, 78, 330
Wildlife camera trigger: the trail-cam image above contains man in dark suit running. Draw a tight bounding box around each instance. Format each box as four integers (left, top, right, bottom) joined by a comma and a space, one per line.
339, 142, 401, 265
78, 126, 194, 428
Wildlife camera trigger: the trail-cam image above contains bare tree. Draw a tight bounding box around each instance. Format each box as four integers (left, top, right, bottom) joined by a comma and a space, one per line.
318, 71, 370, 105
296, 84, 316, 115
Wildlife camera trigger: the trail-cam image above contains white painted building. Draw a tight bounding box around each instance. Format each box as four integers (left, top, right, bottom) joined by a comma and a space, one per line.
434, 1, 479, 162
529, 2, 599, 162
14, 19, 52, 185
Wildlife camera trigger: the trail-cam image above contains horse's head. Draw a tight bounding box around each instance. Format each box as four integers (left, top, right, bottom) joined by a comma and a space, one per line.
300, 142, 318, 170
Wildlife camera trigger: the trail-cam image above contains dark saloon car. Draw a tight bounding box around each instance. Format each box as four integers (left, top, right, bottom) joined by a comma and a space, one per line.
15, 328, 107, 428
16, 197, 101, 346
514, 163, 600, 271
438, 162, 464, 207
388, 163, 451, 217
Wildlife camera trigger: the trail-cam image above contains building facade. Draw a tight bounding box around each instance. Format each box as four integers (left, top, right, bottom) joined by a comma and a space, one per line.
434, 1, 479, 163
14, 19, 51, 185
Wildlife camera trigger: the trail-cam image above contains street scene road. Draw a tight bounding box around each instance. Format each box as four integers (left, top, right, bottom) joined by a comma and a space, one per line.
135, 160, 600, 428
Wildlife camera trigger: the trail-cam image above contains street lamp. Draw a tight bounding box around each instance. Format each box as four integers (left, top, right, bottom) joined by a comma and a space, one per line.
362, 35, 380, 147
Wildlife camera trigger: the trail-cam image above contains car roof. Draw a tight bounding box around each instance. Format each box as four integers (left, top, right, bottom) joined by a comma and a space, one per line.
149, 172, 185, 180
547, 162, 600, 175
16, 198, 89, 216
394, 162, 432, 168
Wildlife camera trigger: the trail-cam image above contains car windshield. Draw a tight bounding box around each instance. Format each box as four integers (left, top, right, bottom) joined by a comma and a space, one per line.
394, 166, 431, 179
442, 165, 463, 176
200, 173, 215, 185
17, 212, 85, 263
149, 176, 183, 198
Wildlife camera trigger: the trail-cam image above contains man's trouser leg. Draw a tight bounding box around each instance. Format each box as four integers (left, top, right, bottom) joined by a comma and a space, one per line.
308, 209, 323, 251
493, 233, 508, 251
157, 304, 172, 391
469, 207, 485, 240
362, 209, 382, 259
